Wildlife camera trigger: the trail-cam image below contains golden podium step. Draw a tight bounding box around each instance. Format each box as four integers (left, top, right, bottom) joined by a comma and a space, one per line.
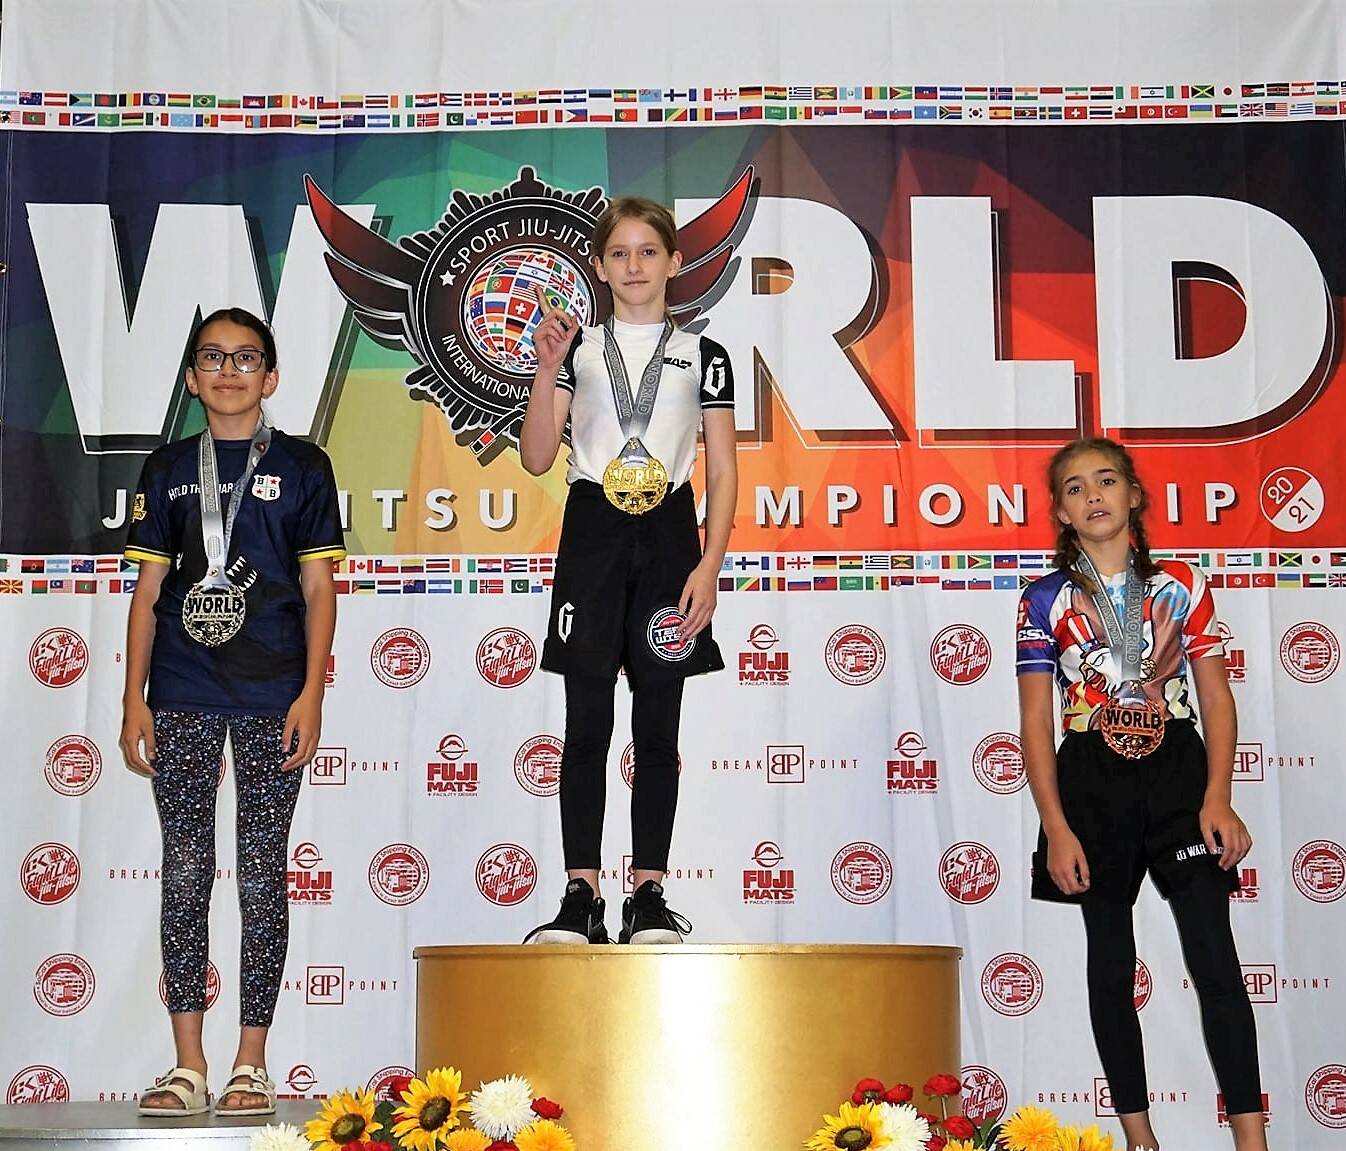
414, 944, 961, 1149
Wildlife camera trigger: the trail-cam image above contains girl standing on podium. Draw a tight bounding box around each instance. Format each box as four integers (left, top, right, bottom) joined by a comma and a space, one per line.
120, 307, 344, 1116
519, 197, 737, 945
1017, 437, 1266, 1151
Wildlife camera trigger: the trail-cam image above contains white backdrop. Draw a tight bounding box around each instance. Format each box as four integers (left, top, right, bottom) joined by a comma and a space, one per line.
3, 1, 1346, 1146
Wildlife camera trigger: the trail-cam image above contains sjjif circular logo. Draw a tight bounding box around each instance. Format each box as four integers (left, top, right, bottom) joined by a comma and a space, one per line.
476, 627, 537, 687
44, 735, 102, 797
514, 735, 564, 796
33, 953, 95, 1017
830, 841, 893, 905
368, 844, 429, 906
825, 625, 886, 685
475, 843, 538, 906
1279, 622, 1339, 684
647, 606, 696, 662
371, 628, 431, 688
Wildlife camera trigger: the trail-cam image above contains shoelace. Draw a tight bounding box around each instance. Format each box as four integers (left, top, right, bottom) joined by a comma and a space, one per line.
637, 892, 692, 934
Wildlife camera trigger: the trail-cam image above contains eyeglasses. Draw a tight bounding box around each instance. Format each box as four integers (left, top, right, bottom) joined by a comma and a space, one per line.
191, 347, 267, 374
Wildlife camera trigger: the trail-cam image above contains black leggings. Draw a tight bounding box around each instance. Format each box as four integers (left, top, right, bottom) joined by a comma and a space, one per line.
151, 710, 302, 1028
1082, 867, 1262, 1116
559, 673, 684, 872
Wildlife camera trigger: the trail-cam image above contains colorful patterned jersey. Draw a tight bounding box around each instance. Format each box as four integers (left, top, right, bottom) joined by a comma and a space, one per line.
1015, 560, 1225, 732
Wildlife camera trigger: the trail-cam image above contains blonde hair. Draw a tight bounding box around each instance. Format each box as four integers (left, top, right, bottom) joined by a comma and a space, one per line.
592, 197, 678, 258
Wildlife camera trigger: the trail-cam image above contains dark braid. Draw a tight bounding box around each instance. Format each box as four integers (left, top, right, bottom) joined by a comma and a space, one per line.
1047, 437, 1160, 593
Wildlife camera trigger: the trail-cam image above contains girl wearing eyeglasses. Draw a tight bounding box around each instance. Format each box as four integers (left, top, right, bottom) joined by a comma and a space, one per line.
120, 307, 344, 1118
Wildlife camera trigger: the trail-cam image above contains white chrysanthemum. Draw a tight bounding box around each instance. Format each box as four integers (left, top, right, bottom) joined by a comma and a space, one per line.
248, 1123, 310, 1151
876, 1102, 932, 1151
469, 1075, 535, 1140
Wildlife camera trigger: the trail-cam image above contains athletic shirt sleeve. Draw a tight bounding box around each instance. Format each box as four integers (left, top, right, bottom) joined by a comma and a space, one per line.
1016, 583, 1058, 675
294, 450, 347, 563
124, 453, 173, 565
698, 336, 735, 409
555, 332, 581, 394
1177, 561, 1226, 659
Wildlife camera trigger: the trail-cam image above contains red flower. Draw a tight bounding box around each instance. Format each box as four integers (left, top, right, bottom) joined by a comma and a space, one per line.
924, 1138, 947, 1151
918, 1112, 942, 1128
387, 1075, 414, 1100
851, 1078, 886, 1105
883, 1082, 914, 1105
943, 1115, 976, 1139
923, 1073, 963, 1098
531, 1097, 564, 1120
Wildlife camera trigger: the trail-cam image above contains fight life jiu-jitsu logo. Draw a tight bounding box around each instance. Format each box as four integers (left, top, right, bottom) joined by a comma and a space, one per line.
305, 166, 755, 463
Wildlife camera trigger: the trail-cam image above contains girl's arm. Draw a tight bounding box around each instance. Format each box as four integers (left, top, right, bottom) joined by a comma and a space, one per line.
1020, 671, 1090, 894
119, 562, 169, 776
281, 557, 337, 770
1191, 653, 1251, 869
519, 285, 577, 475
678, 407, 737, 641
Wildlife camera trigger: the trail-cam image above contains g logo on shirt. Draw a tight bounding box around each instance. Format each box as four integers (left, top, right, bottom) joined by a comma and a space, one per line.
703, 356, 728, 397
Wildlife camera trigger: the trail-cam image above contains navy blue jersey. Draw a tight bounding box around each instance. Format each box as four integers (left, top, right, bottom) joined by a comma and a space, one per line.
125, 429, 346, 715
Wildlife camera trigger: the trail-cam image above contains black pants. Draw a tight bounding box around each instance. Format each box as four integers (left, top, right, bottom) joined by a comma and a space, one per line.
1082, 868, 1262, 1116
559, 673, 684, 871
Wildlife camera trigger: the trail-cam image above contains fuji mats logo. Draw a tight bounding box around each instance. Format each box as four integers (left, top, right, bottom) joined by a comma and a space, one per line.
739, 623, 790, 685
287, 841, 333, 905
427, 733, 478, 796
743, 840, 795, 904
887, 730, 938, 793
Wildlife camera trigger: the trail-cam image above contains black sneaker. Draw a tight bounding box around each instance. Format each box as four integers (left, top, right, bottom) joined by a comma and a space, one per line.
522, 878, 610, 944
618, 880, 692, 944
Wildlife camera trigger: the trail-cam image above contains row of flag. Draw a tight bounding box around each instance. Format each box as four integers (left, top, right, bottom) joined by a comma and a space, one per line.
4, 81, 1345, 109
4, 551, 1346, 596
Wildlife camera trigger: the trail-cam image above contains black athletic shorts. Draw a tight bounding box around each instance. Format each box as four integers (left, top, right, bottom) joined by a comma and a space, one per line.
541, 479, 725, 688
1031, 719, 1241, 905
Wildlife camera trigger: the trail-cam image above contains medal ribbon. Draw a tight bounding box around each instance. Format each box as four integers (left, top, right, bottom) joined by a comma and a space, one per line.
196, 421, 272, 588
1075, 550, 1146, 683
601, 317, 674, 448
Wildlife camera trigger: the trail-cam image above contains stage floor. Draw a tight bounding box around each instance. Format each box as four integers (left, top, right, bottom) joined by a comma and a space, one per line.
0, 1101, 314, 1150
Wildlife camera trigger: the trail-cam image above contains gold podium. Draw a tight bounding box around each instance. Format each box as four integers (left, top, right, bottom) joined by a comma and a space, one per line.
414, 944, 960, 1149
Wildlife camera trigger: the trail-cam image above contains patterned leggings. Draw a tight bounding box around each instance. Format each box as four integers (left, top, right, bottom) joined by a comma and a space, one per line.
151, 710, 302, 1028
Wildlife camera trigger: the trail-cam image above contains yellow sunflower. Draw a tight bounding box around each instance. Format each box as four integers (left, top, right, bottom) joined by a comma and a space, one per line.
515, 1118, 577, 1151
999, 1105, 1060, 1151
391, 1067, 471, 1151
443, 1130, 493, 1151
944, 1142, 979, 1151
805, 1101, 891, 1150
1074, 1126, 1117, 1151
304, 1089, 381, 1151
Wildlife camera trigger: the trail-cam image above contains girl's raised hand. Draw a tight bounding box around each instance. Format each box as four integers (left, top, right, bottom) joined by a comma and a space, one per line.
531, 283, 579, 373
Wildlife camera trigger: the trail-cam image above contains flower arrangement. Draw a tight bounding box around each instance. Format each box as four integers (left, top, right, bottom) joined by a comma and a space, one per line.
250, 1069, 576, 1151
808, 1077, 1147, 1151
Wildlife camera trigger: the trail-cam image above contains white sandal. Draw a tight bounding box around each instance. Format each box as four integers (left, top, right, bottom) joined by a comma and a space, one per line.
214, 1065, 276, 1116
138, 1067, 209, 1116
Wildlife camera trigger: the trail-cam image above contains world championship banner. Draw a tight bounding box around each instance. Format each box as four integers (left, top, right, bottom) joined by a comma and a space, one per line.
3, 5, 1346, 1146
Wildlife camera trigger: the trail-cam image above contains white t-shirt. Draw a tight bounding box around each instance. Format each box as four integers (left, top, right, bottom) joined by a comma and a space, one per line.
558, 318, 734, 489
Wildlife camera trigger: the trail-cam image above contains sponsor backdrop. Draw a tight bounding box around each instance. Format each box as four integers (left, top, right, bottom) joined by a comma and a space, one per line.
3, 1, 1345, 1144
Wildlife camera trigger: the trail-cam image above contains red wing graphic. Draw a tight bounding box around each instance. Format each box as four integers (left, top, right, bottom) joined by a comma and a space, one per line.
304, 174, 425, 351
668, 165, 756, 326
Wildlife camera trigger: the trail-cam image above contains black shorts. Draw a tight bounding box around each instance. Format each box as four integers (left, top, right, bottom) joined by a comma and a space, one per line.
1031, 720, 1240, 905
540, 480, 724, 688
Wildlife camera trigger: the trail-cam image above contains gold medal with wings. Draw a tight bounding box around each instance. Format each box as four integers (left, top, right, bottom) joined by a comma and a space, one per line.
305, 165, 755, 463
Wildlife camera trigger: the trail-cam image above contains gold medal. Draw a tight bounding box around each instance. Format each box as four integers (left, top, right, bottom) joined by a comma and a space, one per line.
602, 438, 668, 515
1099, 682, 1165, 759
182, 580, 247, 646
1139, 657, 1158, 682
